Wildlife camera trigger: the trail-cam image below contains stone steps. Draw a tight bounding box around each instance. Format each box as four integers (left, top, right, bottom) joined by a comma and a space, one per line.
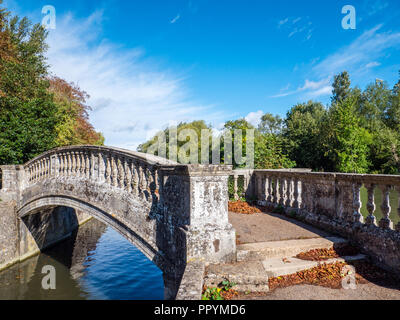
204, 236, 367, 294
262, 254, 367, 278
204, 261, 270, 293
237, 236, 348, 262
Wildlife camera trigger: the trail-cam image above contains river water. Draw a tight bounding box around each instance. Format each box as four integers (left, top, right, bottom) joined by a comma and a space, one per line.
0, 218, 164, 300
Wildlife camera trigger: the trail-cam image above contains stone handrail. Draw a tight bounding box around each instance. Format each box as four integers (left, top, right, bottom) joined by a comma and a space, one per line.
249, 170, 400, 230
22, 146, 178, 203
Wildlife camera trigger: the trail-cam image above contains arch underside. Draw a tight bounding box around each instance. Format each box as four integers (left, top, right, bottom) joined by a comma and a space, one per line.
17, 195, 168, 272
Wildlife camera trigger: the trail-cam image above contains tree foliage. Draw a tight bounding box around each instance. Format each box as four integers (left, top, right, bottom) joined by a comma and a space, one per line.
0, 3, 103, 165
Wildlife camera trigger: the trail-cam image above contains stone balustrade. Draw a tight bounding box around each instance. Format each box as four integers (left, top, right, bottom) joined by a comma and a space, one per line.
22, 146, 178, 205
233, 169, 400, 273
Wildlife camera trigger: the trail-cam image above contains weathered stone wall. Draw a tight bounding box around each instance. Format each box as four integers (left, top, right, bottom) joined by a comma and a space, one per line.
0, 200, 91, 271
0, 201, 19, 270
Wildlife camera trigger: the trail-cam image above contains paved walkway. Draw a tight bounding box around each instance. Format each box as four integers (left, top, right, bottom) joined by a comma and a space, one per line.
229, 211, 331, 244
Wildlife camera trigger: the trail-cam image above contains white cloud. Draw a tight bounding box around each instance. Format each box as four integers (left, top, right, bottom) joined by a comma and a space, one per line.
313, 25, 400, 78
271, 77, 331, 98
170, 14, 181, 24
278, 16, 313, 41
46, 11, 224, 150
365, 61, 381, 68
245, 110, 264, 127
273, 24, 400, 101
278, 18, 289, 27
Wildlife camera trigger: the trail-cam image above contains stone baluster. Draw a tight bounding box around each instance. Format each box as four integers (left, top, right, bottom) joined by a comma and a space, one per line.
105, 154, 112, 184
148, 166, 155, 193
71, 152, 77, 176
272, 177, 279, 205
264, 176, 270, 204
144, 166, 150, 191
84, 152, 90, 179
117, 157, 124, 189
33, 163, 36, 182
139, 165, 145, 192
43, 158, 47, 178
267, 176, 273, 204
89, 152, 95, 179
83, 152, 88, 178
59, 153, 64, 176
233, 174, 239, 201
365, 183, 376, 226
396, 186, 400, 232
278, 177, 285, 206
39, 159, 43, 180
243, 174, 248, 198
285, 177, 293, 208
292, 178, 300, 211
379, 185, 393, 229
80, 151, 85, 177
395, 186, 400, 231
40, 159, 43, 179
353, 182, 363, 224
154, 168, 160, 195
98, 153, 106, 183
111, 154, 118, 187
77, 152, 83, 177
125, 159, 132, 193
131, 161, 138, 195
37, 161, 40, 181
66, 152, 70, 176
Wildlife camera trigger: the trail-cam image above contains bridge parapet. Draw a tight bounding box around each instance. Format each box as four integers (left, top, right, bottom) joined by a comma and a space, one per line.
234, 169, 400, 274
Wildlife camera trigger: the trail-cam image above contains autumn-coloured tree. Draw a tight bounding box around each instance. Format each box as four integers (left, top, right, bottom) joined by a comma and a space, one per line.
48, 76, 104, 147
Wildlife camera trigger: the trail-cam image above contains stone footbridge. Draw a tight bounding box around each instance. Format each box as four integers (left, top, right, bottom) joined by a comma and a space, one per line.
0, 146, 236, 299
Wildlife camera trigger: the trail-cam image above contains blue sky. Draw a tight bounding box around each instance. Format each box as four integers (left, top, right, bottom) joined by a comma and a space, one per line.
4, 0, 400, 149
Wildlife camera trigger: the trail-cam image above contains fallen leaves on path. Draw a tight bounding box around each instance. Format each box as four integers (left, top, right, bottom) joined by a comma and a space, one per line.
295, 246, 360, 261
228, 200, 262, 214
268, 260, 396, 291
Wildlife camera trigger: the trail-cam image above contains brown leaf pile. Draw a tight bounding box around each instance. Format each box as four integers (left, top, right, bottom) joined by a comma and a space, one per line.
268, 261, 395, 291
296, 246, 360, 261
222, 289, 239, 300
228, 200, 261, 214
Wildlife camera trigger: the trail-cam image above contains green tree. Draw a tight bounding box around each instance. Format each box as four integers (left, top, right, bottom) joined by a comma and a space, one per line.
331, 71, 351, 104
283, 101, 327, 170
323, 97, 371, 173
0, 5, 58, 164
258, 113, 283, 135
138, 120, 212, 164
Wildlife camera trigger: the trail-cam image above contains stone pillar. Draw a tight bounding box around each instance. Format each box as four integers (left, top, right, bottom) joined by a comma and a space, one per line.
186, 165, 236, 264
160, 164, 236, 265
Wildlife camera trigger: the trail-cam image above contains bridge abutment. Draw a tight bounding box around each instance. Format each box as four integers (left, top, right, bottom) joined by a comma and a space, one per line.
0, 165, 93, 270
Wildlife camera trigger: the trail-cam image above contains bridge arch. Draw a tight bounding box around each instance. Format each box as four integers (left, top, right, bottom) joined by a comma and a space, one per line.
17, 195, 165, 270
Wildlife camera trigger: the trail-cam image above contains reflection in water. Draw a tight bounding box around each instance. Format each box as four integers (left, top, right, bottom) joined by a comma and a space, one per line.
0, 219, 164, 300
